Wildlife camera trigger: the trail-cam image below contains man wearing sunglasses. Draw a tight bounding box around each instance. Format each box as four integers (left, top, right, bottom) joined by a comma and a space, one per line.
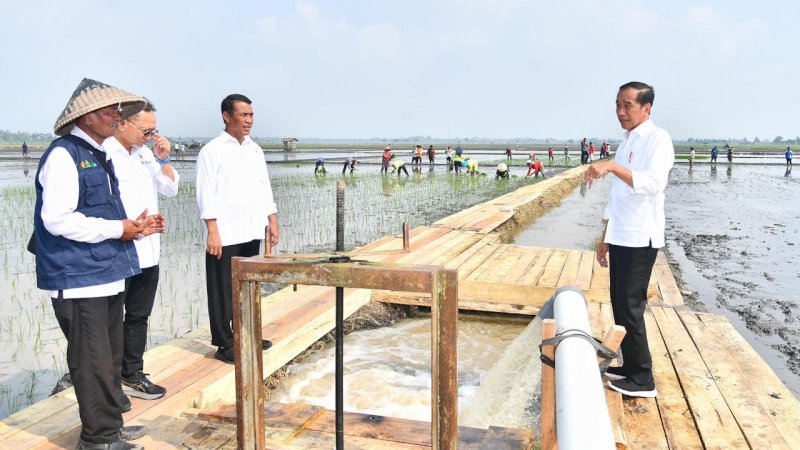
104, 100, 179, 404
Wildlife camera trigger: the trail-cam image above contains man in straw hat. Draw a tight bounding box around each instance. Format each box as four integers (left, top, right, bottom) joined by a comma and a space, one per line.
104, 100, 179, 403
34, 78, 163, 449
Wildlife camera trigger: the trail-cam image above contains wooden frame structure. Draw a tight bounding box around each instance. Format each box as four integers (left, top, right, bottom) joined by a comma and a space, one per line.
231, 256, 459, 450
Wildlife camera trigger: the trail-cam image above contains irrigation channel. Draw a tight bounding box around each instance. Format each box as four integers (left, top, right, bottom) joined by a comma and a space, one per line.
0, 156, 567, 419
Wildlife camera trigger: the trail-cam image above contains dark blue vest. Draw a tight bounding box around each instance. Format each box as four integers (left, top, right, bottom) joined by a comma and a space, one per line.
34, 135, 141, 291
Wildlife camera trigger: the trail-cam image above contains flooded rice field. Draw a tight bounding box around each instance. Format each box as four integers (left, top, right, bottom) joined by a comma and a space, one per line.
0, 158, 556, 419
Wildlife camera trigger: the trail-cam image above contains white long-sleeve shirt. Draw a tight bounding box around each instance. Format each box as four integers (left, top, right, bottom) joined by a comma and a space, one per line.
603, 119, 674, 248
196, 131, 278, 246
104, 137, 180, 268
38, 127, 125, 298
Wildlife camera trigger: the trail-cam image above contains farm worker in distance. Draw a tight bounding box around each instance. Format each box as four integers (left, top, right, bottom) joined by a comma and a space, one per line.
35, 78, 161, 449
589, 141, 595, 162
726, 145, 733, 163
495, 163, 510, 179
412, 144, 423, 165
710, 145, 718, 163
548, 146, 554, 164
453, 146, 465, 173
528, 159, 545, 178
445, 146, 454, 170
342, 157, 357, 174
196, 93, 279, 365
314, 157, 326, 174
105, 99, 179, 403
585, 81, 674, 398
391, 158, 409, 176
427, 145, 436, 164
563, 146, 570, 164
466, 158, 479, 175
22, 141, 29, 158
688, 147, 695, 167
505, 147, 512, 161
786, 147, 792, 167
580, 137, 588, 164
381, 145, 392, 175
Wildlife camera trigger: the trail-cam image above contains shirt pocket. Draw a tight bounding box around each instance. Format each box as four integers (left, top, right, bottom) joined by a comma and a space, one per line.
89, 241, 116, 261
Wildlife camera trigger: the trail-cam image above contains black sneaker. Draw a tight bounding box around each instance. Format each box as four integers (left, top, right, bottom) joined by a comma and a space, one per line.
214, 346, 235, 364
122, 370, 166, 400
116, 391, 132, 413
604, 366, 626, 381
76, 439, 143, 449
607, 378, 658, 398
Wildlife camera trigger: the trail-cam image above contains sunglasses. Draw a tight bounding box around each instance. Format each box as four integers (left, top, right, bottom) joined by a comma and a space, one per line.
126, 120, 158, 137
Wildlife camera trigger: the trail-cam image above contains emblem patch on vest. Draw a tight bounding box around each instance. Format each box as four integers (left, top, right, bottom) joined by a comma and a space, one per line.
80, 160, 98, 169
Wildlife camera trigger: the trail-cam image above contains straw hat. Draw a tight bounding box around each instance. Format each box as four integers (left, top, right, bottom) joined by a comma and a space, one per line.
53, 78, 146, 135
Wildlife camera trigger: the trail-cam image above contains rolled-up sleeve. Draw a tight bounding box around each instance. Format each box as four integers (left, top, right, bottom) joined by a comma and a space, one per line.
631, 131, 674, 196
39, 147, 123, 242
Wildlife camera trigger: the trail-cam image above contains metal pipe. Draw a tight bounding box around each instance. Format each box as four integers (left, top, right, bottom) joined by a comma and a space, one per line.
552, 286, 615, 450
335, 179, 345, 450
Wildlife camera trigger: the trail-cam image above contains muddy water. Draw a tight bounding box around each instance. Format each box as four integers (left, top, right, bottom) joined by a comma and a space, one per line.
665, 164, 800, 397
517, 163, 800, 398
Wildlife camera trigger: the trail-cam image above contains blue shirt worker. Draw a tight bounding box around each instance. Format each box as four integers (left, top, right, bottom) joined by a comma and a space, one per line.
786, 147, 793, 166
105, 100, 179, 402
315, 157, 326, 174
585, 81, 674, 398
34, 78, 162, 449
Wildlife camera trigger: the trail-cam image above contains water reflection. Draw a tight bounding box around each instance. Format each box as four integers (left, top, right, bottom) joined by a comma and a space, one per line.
785, 166, 792, 178
710, 164, 717, 180
687, 165, 694, 180
726, 163, 732, 180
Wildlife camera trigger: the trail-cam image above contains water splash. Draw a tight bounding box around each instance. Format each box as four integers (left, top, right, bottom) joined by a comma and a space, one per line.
458, 315, 543, 430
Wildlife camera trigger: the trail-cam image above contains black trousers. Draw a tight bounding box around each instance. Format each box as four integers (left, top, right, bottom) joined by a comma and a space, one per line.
52, 293, 125, 444
205, 240, 261, 350
608, 244, 658, 386
122, 265, 159, 377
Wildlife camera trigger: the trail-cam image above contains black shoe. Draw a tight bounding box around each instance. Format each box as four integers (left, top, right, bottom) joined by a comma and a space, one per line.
262, 339, 273, 350
607, 378, 658, 398
76, 438, 143, 450
117, 391, 132, 413
604, 366, 626, 381
122, 371, 166, 400
118, 425, 146, 441
214, 346, 235, 364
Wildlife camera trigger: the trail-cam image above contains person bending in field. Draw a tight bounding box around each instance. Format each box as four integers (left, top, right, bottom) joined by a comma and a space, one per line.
527, 159, 544, 177
495, 163, 510, 179
466, 158, 479, 175
342, 157, 357, 174
314, 157, 326, 174
391, 158, 409, 176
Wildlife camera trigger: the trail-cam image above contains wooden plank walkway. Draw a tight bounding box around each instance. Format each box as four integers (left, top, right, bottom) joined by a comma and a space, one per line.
2, 165, 799, 449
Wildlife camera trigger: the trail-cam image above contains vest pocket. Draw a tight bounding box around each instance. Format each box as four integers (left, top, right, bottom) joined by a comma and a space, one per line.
82, 171, 109, 206
89, 242, 116, 261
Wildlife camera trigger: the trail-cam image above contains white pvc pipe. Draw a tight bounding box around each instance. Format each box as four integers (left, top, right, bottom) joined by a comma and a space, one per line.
553, 287, 616, 450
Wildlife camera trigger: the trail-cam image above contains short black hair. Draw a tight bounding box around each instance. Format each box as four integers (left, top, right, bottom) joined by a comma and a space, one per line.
619, 81, 655, 107
221, 94, 252, 114
129, 99, 156, 120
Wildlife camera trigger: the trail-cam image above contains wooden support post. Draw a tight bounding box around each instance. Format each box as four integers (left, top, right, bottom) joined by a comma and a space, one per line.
264, 225, 272, 256
431, 269, 458, 450
402, 222, 410, 251
541, 318, 557, 450
601, 324, 627, 450
232, 259, 266, 450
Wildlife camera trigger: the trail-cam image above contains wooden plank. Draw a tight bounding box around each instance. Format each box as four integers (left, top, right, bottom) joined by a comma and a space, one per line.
588, 302, 603, 339
478, 245, 524, 283
589, 254, 609, 292
653, 252, 684, 306
699, 313, 800, 445
442, 233, 500, 272
643, 309, 703, 449
517, 247, 555, 286
678, 308, 792, 449
650, 307, 749, 448
500, 246, 540, 285
466, 245, 508, 281
555, 250, 582, 287
428, 232, 480, 266
457, 244, 503, 280
459, 281, 610, 305
621, 397, 668, 450
604, 389, 627, 450
537, 249, 569, 287
575, 251, 594, 290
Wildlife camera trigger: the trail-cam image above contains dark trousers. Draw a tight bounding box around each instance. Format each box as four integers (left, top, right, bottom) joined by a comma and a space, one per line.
122, 265, 159, 377
52, 293, 125, 444
608, 244, 658, 387
206, 240, 261, 350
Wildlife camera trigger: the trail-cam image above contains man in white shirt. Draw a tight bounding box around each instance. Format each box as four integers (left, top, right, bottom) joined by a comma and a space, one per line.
105, 100, 179, 401
585, 81, 674, 398
34, 78, 162, 450
196, 94, 279, 364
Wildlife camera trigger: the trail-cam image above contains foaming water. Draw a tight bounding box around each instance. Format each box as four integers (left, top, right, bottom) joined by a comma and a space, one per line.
459, 316, 543, 429
271, 314, 530, 424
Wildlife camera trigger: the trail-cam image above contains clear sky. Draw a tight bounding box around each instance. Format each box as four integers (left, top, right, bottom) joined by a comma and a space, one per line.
2, 0, 797, 141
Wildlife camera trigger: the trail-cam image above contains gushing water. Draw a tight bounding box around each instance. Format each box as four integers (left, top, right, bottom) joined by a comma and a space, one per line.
271, 314, 541, 430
